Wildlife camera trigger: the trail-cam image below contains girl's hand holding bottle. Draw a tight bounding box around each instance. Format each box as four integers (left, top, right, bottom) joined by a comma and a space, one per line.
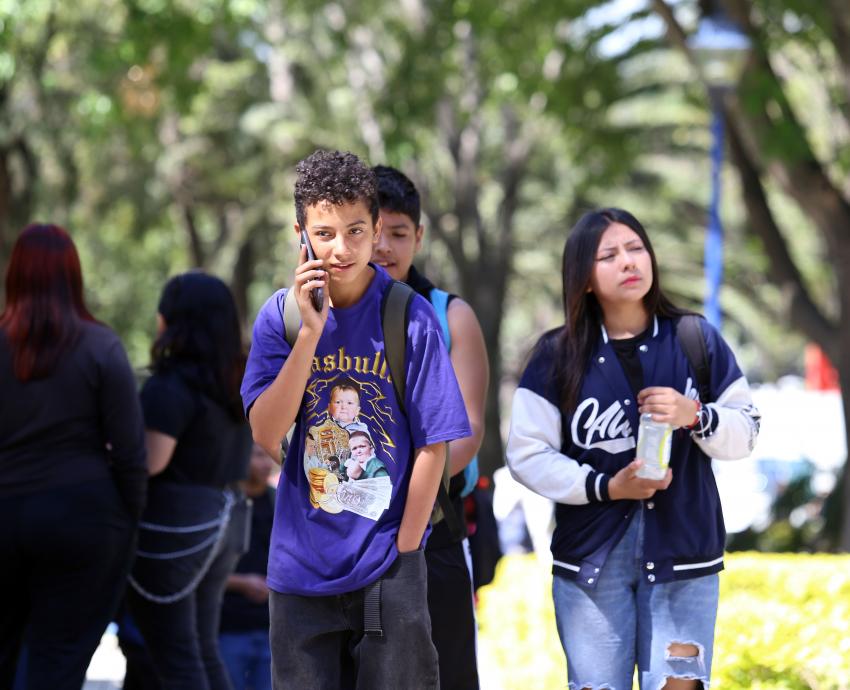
637, 386, 700, 428
608, 459, 672, 500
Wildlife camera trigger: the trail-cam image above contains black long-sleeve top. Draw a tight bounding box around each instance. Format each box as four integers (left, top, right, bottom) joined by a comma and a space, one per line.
0, 321, 147, 518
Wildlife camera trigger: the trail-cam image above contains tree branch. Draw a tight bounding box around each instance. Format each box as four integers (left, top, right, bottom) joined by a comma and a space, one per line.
180, 204, 205, 268
726, 116, 839, 359
650, 0, 692, 58
31, 5, 57, 87
212, 205, 231, 258
408, 158, 466, 272
495, 105, 531, 278
344, 29, 386, 162
655, 0, 850, 253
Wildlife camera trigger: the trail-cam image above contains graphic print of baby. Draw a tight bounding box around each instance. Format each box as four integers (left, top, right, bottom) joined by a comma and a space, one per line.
344, 431, 388, 480
303, 376, 394, 520
328, 381, 368, 434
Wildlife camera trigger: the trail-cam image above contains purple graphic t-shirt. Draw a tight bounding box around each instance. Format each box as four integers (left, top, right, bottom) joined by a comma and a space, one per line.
241, 265, 471, 596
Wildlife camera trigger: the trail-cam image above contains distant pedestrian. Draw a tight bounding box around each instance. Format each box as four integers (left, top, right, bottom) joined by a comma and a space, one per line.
218, 443, 278, 690
0, 223, 146, 689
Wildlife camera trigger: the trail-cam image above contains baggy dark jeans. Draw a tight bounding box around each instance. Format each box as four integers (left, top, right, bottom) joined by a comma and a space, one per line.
269, 549, 439, 690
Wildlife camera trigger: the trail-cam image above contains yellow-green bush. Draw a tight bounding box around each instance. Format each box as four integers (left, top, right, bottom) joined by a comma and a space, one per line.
476, 552, 850, 689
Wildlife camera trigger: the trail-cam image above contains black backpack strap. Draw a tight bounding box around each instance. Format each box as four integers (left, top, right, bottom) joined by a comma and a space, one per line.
381, 281, 414, 412
676, 314, 711, 402
435, 444, 464, 541
381, 281, 463, 542
281, 288, 300, 349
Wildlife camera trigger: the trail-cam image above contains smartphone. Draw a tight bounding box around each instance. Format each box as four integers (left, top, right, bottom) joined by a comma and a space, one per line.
300, 230, 324, 312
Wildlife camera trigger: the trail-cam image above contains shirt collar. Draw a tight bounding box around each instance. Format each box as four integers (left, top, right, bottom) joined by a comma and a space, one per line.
600, 315, 659, 344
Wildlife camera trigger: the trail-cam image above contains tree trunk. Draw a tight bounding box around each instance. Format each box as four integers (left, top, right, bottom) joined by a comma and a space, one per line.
838, 363, 850, 551
0, 148, 13, 280
0, 141, 38, 300
836, 252, 850, 550
471, 276, 507, 480
725, 117, 838, 358
230, 232, 255, 332
655, 0, 850, 551
730, 116, 850, 550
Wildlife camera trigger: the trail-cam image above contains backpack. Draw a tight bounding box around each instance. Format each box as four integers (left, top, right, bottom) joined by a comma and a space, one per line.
281, 282, 464, 540
429, 288, 479, 498
675, 314, 711, 403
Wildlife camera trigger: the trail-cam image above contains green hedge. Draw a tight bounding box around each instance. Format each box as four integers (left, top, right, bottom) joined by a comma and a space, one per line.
476, 552, 850, 689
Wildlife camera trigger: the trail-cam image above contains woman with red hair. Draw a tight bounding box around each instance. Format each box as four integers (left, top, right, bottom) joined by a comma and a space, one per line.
0, 224, 146, 689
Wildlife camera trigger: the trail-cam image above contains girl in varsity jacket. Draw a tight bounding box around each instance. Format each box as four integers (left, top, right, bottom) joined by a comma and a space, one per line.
506, 208, 760, 690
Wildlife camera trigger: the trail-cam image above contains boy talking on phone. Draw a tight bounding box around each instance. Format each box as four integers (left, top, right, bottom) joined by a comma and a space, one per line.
241, 150, 470, 689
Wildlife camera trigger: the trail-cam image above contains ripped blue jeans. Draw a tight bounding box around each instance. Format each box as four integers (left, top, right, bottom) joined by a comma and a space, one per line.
551, 508, 718, 690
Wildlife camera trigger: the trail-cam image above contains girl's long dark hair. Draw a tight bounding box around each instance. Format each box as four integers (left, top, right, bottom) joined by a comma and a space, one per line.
551, 208, 689, 415
1, 224, 97, 381
151, 271, 246, 420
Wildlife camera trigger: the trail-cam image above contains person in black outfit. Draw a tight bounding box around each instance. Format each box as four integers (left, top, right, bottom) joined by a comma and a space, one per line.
0, 223, 147, 690
218, 443, 277, 690
126, 271, 252, 690
372, 166, 489, 689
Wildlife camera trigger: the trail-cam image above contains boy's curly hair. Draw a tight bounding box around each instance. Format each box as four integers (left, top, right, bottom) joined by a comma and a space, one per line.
295, 150, 379, 229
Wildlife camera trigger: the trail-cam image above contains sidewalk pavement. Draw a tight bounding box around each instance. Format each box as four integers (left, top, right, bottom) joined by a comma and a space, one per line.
85, 629, 504, 690
83, 632, 123, 690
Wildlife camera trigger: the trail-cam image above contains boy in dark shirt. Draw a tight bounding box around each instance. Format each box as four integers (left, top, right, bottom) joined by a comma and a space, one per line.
372, 165, 489, 690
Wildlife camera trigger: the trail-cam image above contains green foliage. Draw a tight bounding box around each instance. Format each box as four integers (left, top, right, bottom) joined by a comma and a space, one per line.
477, 552, 850, 689
0, 0, 841, 422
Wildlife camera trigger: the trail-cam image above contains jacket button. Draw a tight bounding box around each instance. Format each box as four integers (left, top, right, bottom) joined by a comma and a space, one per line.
647, 574, 656, 582
587, 578, 595, 584
646, 561, 654, 570
639, 344, 648, 353
598, 356, 605, 364
624, 399, 631, 406
646, 501, 655, 510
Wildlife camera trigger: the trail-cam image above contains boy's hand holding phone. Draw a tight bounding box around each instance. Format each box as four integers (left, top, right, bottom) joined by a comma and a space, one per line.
300, 230, 325, 312
294, 240, 329, 336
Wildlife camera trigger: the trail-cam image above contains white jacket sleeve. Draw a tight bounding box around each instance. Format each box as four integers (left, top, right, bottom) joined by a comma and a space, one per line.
506, 387, 609, 505
692, 376, 761, 460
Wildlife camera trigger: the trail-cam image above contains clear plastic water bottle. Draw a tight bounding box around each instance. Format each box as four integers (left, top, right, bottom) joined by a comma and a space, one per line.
635, 413, 672, 480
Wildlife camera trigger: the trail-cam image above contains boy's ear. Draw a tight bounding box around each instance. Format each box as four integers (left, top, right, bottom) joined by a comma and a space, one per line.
372, 215, 383, 243
414, 223, 425, 253
294, 222, 302, 237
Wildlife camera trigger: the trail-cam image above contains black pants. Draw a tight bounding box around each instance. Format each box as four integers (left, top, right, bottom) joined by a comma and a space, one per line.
0, 479, 136, 690
425, 540, 479, 690
127, 491, 249, 690
269, 549, 439, 690
120, 638, 162, 690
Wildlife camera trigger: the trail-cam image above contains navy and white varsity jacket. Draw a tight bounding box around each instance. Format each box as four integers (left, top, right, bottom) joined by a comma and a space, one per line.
506, 315, 760, 587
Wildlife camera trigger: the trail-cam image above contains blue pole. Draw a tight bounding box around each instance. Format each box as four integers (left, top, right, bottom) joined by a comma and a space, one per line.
705, 101, 725, 329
